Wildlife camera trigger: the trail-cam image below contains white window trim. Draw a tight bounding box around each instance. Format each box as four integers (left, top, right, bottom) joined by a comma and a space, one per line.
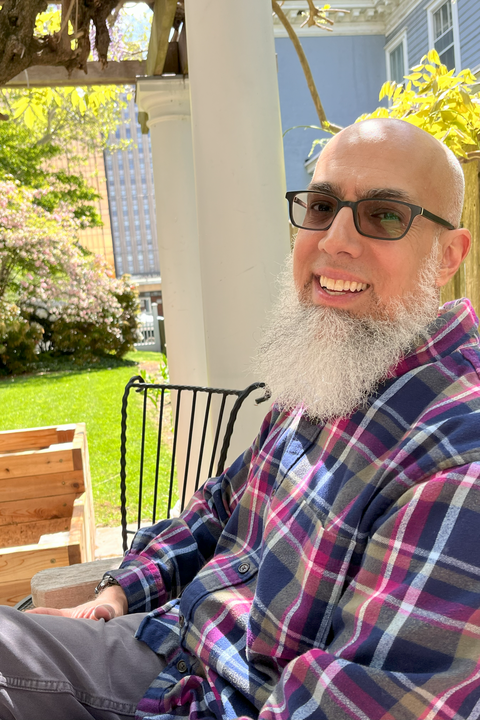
385, 29, 409, 83
427, 0, 461, 72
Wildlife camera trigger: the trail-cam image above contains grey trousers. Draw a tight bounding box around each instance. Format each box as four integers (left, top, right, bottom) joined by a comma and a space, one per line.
0, 606, 164, 720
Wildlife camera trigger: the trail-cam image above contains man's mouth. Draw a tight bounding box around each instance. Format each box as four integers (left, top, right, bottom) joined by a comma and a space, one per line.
319, 275, 370, 296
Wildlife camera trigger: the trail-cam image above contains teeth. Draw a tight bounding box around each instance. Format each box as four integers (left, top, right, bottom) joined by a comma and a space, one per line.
319, 275, 368, 293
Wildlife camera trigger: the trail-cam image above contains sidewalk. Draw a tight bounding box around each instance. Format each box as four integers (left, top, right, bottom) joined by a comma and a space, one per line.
94, 524, 138, 559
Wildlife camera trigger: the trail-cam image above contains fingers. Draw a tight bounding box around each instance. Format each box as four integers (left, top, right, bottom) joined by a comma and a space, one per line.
93, 604, 116, 621
25, 607, 68, 616
25, 603, 116, 621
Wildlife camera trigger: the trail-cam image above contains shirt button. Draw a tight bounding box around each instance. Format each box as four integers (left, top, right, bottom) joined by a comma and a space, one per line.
179, 614, 185, 627
177, 660, 188, 673
238, 562, 250, 574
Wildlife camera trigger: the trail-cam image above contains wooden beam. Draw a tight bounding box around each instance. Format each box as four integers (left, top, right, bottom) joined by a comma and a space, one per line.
146, 0, 178, 76
3, 60, 147, 88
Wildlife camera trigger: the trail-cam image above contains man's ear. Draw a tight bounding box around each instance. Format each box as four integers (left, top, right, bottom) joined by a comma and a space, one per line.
436, 228, 471, 287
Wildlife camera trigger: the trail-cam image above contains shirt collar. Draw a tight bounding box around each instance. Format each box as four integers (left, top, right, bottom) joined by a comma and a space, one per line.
390, 298, 479, 379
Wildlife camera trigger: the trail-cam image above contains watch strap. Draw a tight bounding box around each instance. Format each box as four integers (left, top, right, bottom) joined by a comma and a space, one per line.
95, 575, 121, 596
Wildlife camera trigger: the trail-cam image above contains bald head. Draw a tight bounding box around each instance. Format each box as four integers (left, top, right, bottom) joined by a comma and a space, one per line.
320, 119, 464, 227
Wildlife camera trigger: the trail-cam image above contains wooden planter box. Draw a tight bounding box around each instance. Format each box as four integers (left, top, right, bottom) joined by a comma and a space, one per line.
0, 423, 95, 606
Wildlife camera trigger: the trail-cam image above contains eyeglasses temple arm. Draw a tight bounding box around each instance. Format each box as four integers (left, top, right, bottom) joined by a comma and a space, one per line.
420, 208, 455, 230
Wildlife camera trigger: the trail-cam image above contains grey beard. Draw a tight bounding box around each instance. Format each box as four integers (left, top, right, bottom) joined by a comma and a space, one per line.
254, 245, 442, 423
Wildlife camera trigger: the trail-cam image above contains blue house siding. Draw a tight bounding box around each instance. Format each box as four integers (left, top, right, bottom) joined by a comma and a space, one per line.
385, 0, 430, 68
386, 0, 480, 71
458, 0, 480, 70
276, 34, 386, 189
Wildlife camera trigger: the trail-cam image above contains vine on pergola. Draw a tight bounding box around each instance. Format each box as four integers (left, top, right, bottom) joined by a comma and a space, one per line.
0, 1, 341, 133
0, 0, 153, 86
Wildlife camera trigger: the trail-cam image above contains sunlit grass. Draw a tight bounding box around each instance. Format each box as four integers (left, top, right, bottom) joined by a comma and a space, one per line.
0, 351, 176, 527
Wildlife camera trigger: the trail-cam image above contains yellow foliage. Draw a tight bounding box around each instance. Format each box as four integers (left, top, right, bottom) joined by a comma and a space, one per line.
35, 9, 62, 36
357, 52, 480, 161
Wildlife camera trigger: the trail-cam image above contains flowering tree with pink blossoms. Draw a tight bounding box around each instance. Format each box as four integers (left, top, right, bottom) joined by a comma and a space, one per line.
0, 180, 139, 374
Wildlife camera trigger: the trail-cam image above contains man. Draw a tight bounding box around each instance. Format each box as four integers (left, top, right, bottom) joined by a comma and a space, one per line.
1, 118, 478, 720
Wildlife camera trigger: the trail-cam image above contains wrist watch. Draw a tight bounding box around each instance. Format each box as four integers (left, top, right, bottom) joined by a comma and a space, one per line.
95, 575, 121, 596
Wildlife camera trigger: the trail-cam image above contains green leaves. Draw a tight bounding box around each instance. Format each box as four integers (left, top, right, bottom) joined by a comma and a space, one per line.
0, 121, 101, 228
3, 85, 126, 150
357, 52, 480, 161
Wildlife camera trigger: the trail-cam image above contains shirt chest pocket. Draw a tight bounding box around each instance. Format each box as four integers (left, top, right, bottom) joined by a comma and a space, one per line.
248, 491, 358, 659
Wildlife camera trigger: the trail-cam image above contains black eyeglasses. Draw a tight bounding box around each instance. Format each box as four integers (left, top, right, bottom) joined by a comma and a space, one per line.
285, 190, 455, 241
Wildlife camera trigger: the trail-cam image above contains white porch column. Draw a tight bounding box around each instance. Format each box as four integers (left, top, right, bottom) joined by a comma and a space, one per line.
136, 77, 208, 388
185, 0, 291, 456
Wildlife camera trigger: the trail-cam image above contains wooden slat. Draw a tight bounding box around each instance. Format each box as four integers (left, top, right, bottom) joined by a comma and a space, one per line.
146, 0, 178, 76
163, 42, 180, 74
74, 430, 95, 562
67, 543, 82, 566
0, 517, 71, 549
0, 444, 74, 480
0, 424, 76, 453
0, 494, 76, 528
56, 426, 77, 444
4, 60, 147, 88
0, 469, 85, 504
441, 159, 480, 312
0, 544, 72, 582
0, 578, 31, 607
0, 422, 94, 604
463, 159, 480, 318
178, 23, 188, 75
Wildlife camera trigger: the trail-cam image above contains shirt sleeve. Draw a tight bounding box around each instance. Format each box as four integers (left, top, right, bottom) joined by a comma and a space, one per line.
251, 462, 480, 720
109, 407, 280, 613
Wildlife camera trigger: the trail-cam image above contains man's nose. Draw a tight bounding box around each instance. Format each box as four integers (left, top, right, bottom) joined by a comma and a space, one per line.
317, 206, 364, 257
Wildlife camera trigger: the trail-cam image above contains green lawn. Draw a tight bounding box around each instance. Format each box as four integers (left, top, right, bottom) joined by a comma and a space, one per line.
0, 352, 176, 527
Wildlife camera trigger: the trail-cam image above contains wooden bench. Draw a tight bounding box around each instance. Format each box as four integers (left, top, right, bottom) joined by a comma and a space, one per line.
0, 423, 95, 607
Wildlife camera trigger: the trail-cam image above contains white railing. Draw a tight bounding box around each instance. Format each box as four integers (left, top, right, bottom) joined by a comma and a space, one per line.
135, 303, 163, 353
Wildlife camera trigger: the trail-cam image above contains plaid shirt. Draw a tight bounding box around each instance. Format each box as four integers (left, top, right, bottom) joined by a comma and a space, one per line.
112, 298, 480, 720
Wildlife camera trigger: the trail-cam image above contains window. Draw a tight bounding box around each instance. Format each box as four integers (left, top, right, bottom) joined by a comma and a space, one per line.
433, 1, 454, 68
140, 297, 151, 313
428, 0, 460, 71
390, 43, 404, 84
385, 31, 408, 85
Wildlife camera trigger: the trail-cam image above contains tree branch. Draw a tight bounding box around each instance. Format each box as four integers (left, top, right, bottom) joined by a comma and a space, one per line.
272, 0, 342, 134
0, 0, 121, 86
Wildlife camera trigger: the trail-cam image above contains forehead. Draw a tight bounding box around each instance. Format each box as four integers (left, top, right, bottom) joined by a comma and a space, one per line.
312, 135, 431, 205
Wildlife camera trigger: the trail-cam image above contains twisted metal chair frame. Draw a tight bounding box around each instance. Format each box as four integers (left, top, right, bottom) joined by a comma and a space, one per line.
119, 376, 267, 553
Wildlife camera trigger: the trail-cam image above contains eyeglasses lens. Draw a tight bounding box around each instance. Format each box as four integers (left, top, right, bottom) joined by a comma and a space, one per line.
292, 192, 412, 240
292, 192, 337, 230
358, 199, 411, 239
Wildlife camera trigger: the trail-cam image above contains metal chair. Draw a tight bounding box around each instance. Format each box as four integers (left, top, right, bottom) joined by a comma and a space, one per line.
120, 376, 267, 553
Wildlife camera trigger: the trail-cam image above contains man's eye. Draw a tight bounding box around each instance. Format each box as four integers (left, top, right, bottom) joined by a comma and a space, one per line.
376, 211, 402, 221
310, 202, 334, 213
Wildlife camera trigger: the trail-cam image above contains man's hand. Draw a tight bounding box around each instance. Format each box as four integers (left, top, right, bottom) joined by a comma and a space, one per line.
25, 584, 128, 621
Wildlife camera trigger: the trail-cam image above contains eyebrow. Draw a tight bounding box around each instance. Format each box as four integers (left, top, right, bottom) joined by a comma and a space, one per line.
306, 182, 415, 203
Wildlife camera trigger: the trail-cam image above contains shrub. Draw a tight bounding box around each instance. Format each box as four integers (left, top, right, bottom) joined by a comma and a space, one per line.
0, 180, 140, 372
0, 301, 43, 374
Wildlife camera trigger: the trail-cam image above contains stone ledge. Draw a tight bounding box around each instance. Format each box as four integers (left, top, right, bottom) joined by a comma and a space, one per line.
31, 556, 123, 609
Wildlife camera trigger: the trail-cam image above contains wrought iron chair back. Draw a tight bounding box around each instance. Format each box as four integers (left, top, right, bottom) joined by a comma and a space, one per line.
120, 376, 267, 553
